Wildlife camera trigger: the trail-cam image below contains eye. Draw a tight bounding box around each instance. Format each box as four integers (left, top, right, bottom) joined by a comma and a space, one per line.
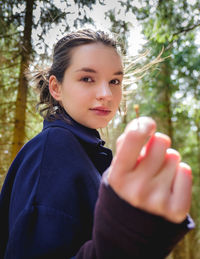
81, 77, 93, 83
110, 79, 121, 85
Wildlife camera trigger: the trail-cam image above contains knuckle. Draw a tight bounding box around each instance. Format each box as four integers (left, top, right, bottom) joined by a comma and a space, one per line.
131, 181, 147, 205
151, 193, 167, 212
167, 205, 187, 223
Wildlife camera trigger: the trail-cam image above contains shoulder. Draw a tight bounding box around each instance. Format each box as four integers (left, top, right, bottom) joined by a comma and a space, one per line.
41, 126, 89, 163
38, 126, 99, 182
45, 126, 81, 146
20, 126, 83, 160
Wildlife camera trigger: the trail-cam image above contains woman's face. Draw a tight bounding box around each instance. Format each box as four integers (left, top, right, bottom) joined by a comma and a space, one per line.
52, 42, 123, 129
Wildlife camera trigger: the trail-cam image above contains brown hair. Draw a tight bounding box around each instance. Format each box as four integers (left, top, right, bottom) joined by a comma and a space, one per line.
32, 29, 121, 121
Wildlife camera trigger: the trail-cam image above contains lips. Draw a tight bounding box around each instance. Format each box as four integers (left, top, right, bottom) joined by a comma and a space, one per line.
90, 106, 111, 112
89, 107, 111, 116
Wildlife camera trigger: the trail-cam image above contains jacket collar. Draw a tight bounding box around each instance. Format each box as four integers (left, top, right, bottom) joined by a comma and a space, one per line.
42, 112, 113, 174
42, 113, 105, 147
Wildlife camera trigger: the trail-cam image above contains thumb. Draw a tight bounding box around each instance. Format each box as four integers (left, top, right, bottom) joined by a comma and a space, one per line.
110, 117, 156, 175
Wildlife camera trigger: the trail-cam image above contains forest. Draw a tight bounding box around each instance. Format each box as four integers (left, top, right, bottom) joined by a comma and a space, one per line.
0, 0, 200, 258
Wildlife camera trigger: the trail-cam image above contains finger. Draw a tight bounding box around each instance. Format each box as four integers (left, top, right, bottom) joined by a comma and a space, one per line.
168, 162, 192, 223
155, 148, 181, 189
115, 133, 125, 150
141, 150, 182, 220
136, 149, 180, 214
135, 132, 171, 178
111, 117, 156, 175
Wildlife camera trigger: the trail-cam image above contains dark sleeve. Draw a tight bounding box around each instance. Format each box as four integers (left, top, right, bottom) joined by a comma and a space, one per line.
75, 173, 195, 259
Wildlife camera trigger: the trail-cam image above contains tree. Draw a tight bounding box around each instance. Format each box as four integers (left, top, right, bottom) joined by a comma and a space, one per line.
11, 0, 34, 160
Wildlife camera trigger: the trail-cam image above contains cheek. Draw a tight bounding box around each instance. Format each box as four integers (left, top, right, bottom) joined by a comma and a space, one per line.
61, 86, 78, 100
114, 88, 122, 105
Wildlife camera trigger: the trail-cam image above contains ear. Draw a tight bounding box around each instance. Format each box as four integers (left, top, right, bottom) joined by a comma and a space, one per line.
49, 75, 62, 101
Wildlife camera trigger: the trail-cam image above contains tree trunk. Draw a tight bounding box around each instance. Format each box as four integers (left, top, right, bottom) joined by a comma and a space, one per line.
165, 82, 173, 142
162, 63, 173, 143
195, 109, 200, 186
11, 0, 34, 161
166, 252, 174, 259
158, 62, 173, 143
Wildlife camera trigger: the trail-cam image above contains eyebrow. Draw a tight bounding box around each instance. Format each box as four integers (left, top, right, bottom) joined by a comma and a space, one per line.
75, 67, 124, 75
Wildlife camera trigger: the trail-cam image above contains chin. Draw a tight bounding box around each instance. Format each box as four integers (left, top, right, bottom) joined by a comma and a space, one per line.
96, 122, 110, 129
85, 117, 112, 129
86, 122, 108, 130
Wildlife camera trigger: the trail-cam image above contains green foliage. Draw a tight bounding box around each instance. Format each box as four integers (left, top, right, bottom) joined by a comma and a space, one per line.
130, 0, 200, 43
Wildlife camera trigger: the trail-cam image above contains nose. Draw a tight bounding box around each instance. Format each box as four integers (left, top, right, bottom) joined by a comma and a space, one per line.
96, 82, 112, 101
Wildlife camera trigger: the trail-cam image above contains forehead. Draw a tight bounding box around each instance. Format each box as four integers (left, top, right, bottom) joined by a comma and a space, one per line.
69, 43, 123, 72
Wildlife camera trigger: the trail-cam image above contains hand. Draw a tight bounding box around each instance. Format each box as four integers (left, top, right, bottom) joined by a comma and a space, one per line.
108, 117, 192, 223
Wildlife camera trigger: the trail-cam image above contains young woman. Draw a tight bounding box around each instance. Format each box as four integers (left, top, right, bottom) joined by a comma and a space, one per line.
0, 29, 194, 259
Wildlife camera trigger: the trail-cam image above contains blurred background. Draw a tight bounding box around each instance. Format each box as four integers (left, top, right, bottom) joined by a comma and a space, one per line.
0, 0, 200, 258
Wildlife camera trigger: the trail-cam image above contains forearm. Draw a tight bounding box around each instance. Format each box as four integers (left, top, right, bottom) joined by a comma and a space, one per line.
76, 174, 194, 259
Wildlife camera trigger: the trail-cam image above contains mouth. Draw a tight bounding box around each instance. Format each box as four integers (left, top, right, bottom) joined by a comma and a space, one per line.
89, 107, 111, 116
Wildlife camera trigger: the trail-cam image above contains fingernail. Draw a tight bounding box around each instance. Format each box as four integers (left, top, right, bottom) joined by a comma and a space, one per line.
180, 162, 192, 172
127, 116, 156, 135
155, 132, 171, 146
179, 162, 192, 179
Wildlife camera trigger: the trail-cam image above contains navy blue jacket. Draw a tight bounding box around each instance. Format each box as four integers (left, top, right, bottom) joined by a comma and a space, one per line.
0, 114, 194, 259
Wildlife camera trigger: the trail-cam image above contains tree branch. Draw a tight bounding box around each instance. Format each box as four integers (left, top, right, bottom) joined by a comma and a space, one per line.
0, 101, 16, 105
173, 22, 200, 36
0, 62, 20, 70
0, 31, 21, 38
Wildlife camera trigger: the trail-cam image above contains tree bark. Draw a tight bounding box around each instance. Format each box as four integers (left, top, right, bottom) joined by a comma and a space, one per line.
11, 0, 34, 161
195, 109, 200, 186
165, 80, 173, 142
160, 62, 173, 142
